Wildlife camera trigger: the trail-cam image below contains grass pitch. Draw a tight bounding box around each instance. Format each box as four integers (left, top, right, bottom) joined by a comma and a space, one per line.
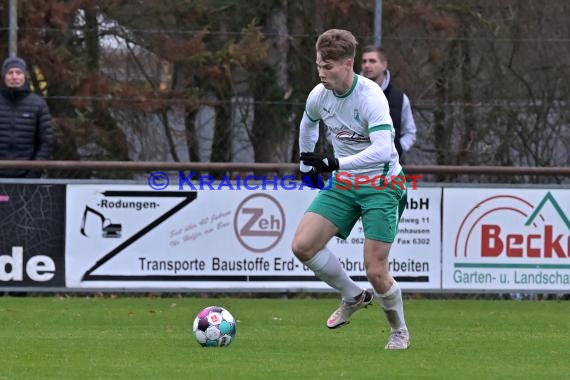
0, 296, 568, 380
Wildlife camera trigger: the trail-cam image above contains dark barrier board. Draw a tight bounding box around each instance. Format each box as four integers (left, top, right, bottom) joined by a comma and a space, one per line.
0, 183, 66, 287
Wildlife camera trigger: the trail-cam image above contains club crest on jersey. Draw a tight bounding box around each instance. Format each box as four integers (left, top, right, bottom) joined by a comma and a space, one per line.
354, 109, 360, 122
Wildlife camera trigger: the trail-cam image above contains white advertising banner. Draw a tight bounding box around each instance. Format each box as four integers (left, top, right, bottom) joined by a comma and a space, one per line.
65, 185, 441, 290
442, 188, 570, 291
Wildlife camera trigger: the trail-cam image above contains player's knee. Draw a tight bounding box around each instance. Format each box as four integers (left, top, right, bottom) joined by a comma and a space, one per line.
291, 238, 313, 262
365, 263, 389, 283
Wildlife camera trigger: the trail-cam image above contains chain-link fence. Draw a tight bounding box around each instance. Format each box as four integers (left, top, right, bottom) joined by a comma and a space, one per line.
0, 1, 568, 182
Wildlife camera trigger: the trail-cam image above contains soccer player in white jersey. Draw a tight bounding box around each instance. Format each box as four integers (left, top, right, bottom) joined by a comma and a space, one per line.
291, 29, 410, 350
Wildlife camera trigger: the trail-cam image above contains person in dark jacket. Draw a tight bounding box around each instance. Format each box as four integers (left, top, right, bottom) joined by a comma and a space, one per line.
0, 56, 53, 178
361, 46, 416, 163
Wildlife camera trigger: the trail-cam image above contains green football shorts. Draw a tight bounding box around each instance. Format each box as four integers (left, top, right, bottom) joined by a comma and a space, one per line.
306, 172, 407, 243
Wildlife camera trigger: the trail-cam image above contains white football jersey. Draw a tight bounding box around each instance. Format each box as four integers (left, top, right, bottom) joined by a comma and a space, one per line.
304, 74, 402, 178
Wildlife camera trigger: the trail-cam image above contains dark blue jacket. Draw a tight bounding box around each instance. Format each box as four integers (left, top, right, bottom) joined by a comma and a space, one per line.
0, 83, 53, 177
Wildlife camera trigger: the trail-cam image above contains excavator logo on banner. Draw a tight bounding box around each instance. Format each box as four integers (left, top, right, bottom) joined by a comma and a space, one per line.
80, 206, 122, 238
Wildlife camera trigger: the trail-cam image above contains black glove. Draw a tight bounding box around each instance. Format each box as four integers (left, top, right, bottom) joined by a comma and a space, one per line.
299, 168, 325, 189
300, 152, 339, 173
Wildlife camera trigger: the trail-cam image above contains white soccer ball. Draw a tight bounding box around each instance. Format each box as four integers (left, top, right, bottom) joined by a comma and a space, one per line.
192, 306, 237, 347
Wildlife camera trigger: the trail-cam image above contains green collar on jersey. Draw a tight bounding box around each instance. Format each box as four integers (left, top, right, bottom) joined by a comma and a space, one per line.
333, 74, 358, 98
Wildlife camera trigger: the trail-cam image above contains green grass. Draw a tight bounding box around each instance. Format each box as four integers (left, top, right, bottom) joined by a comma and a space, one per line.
0, 297, 568, 380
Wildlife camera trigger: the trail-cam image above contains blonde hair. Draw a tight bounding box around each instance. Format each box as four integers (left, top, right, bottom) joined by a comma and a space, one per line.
315, 29, 357, 61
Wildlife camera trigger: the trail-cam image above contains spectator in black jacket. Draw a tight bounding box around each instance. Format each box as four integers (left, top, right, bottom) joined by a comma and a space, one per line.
361, 46, 416, 163
0, 56, 53, 178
